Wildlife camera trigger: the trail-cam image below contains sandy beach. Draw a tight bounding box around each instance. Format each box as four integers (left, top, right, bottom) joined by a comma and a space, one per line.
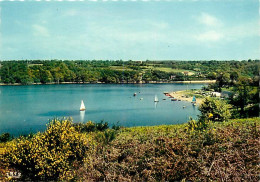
168, 90, 204, 105
171, 80, 216, 84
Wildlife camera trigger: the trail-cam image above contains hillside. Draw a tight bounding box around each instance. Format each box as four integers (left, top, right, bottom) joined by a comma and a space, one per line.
0, 117, 259, 181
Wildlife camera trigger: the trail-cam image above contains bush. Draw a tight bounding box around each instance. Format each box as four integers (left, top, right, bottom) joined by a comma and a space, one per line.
74, 121, 96, 132
2, 119, 94, 181
95, 129, 117, 145
96, 120, 109, 131
0, 133, 11, 143
74, 120, 109, 133
199, 97, 231, 122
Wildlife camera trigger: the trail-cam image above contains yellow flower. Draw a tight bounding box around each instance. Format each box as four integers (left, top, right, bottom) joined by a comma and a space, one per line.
208, 113, 213, 118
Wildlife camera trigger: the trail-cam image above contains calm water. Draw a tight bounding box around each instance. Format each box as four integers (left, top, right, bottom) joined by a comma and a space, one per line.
0, 84, 204, 136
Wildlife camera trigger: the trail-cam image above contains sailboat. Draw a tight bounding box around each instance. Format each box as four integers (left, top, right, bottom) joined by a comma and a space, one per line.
80, 100, 86, 111
191, 96, 196, 105
154, 95, 159, 102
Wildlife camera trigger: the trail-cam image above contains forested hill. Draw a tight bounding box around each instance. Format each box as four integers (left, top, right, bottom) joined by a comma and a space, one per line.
0, 60, 259, 85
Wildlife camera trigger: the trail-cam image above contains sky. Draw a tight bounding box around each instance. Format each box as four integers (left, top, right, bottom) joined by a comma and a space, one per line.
0, 0, 259, 60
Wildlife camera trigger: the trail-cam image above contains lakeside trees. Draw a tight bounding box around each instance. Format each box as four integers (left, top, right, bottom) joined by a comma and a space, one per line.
0, 59, 259, 84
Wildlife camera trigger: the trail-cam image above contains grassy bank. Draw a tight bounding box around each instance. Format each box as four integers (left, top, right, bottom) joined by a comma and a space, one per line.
0, 118, 259, 181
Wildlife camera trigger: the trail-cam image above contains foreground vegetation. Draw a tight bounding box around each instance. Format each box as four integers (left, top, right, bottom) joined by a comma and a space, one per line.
0, 116, 259, 181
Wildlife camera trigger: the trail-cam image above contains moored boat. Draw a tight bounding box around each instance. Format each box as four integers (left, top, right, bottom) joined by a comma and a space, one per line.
191, 96, 196, 105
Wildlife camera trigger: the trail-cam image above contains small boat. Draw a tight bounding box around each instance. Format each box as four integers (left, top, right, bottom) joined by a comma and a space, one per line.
191, 96, 197, 105
80, 100, 86, 111
154, 95, 159, 102
140, 98, 143, 100
163, 98, 166, 100
133, 93, 137, 96
171, 98, 177, 101
183, 106, 186, 108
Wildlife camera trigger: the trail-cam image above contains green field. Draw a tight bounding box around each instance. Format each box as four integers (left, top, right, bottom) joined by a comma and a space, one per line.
108, 66, 134, 71
143, 66, 196, 74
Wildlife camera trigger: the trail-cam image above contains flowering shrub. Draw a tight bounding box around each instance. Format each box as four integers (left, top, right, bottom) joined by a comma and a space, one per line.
199, 97, 231, 122
2, 119, 94, 180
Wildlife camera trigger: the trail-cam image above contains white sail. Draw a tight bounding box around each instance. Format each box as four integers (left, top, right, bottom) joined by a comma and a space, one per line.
154, 95, 159, 102
80, 100, 86, 111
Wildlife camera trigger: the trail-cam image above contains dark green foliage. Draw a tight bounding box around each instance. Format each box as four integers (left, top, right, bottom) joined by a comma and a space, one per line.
112, 122, 122, 130
226, 76, 259, 118
73, 120, 109, 133
95, 129, 117, 145
0, 133, 11, 143
96, 120, 109, 131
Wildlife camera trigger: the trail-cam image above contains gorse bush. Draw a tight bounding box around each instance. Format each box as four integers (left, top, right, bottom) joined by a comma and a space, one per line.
2, 119, 94, 181
199, 97, 231, 122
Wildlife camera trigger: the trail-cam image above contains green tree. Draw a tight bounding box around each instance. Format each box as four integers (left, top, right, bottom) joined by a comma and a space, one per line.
229, 76, 255, 118
40, 69, 53, 84
230, 71, 239, 85
199, 97, 231, 122
207, 72, 217, 79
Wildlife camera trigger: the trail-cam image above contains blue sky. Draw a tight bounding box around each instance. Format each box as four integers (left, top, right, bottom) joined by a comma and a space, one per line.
0, 0, 259, 60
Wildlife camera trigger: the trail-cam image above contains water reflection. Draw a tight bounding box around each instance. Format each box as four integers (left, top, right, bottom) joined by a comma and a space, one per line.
192, 104, 196, 110
154, 102, 158, 109
80, 111, 85, 122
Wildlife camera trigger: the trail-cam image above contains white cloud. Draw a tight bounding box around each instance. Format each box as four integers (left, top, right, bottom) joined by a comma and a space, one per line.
223, 20, 260, 42
196, 31, 223, 42
64, 9, 78, 16
198, 12, 222, 27
32, 24, 50, 37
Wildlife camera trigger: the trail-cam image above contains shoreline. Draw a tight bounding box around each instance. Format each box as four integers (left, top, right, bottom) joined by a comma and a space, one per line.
168, 90, 204, 105
0, 80, 216, 86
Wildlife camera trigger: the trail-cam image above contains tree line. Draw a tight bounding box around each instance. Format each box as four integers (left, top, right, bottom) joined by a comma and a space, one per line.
0, 59, 259, 84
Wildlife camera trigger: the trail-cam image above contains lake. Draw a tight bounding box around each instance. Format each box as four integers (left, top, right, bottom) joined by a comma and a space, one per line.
0, 83, 204, 136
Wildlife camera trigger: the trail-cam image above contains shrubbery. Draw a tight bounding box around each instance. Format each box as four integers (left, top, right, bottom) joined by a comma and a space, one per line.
73, 120, 109, 133
80, 118, 259, 181
0, 133, 12, 143
0, 116, 259, 181
199, 97, 231, 123
1, 119, 94, 180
